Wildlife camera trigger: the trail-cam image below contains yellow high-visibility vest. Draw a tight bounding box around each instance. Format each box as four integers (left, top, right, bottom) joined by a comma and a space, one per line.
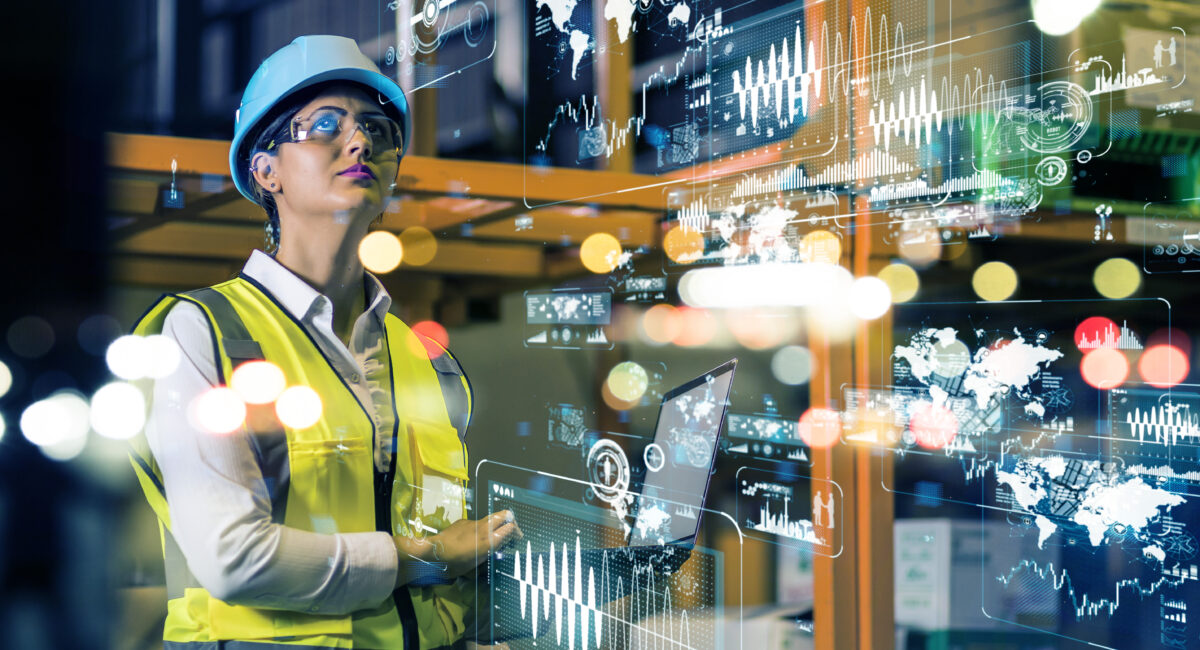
128, 275, 475, 649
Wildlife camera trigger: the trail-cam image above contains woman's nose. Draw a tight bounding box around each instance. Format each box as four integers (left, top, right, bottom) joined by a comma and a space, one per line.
344, 123, 373, 159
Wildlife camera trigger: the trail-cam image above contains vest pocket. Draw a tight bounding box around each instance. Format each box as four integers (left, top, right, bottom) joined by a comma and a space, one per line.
287, 436, 375, 534
409, 421, 469, 531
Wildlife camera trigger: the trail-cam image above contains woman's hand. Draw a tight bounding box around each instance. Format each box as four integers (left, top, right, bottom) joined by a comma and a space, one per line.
394, 511, 523, 586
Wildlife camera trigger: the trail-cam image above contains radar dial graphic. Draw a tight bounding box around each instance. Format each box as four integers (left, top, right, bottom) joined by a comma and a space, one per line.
1020, 81, 1093, 154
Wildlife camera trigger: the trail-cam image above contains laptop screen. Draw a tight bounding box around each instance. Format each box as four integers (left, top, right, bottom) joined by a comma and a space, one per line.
628, 359, 737, 547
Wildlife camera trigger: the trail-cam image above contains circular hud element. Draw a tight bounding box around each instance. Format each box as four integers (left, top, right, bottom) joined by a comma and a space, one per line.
587, 439, 630, 503
1019, 81, 1092, 154
1034, 155, 1068, 186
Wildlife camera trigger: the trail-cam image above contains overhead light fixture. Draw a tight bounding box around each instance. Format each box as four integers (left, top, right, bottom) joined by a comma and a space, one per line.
1032, 0, 1102, 35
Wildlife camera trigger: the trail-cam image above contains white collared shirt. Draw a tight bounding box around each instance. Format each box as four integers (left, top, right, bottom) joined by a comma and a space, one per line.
143, 250, 398, 614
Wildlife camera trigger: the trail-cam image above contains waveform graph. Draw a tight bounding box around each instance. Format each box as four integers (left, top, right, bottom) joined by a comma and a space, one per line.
735, 466, 842, 556
1074, 316, 1143, 351
1110, 389, 1200, 480
480, 469, 729, 650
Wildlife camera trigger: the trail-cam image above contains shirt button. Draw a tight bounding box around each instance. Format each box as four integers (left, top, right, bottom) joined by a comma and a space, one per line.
349, 372, 360, 383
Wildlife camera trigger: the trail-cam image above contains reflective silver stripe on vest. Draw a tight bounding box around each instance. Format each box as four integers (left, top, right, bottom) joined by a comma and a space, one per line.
164, 528, 202, 600
182, 287, 289, 524
430, 351, 471, 442
185, 287, 266, 368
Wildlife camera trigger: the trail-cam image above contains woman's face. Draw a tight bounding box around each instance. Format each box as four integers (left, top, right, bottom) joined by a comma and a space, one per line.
259, 86, 401, 226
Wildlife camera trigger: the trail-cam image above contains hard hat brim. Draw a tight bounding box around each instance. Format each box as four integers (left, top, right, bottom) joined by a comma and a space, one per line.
229, 67, 411, 204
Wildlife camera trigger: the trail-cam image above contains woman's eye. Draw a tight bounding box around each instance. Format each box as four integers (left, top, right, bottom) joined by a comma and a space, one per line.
312, 115, 340, 132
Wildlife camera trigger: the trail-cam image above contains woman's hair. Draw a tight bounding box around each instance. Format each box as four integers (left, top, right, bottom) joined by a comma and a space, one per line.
246, 80, 396, 253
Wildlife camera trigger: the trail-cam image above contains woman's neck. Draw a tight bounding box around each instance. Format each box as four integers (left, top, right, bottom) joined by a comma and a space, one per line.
273, 218, 370, 344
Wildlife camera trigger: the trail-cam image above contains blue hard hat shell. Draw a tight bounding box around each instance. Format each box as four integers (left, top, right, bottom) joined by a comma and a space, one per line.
229, 35, 410, 203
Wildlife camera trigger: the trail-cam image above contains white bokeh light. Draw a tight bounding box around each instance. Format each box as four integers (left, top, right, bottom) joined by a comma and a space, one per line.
90, 382, 147, 440
679, 263, 854, 309
1031, 0, 1100, 36
191, 387, 247, 434
848, 276, 893, 320
21, 392, 90, 450
106, 335, 150, 380
276, 386, 322, 429
231, 361, 287, 405
0, 360, 12, 398
771, 345, 813, 385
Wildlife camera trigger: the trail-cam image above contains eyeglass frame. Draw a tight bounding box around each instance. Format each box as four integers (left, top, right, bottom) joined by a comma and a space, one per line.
264, 105, 404, 160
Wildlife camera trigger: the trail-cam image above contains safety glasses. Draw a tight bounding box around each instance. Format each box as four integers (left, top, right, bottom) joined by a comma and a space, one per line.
269, 106, 403, 159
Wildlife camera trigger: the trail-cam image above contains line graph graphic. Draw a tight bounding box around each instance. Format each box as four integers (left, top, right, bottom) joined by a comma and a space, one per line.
997, 558, 1192, 619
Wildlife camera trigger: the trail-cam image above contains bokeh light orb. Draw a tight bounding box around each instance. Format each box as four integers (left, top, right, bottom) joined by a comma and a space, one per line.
21, 392, 90, 448
972, 262, 1018, 301
897, 226, 942, 266
400, 226, 438, 266
663, 225, 705, 264
673, 307, 718, 347
0, 360, 11, 398
580, 233, 623, 274
1093, 257, 1141, 299
910, 402, 959, 450
358, 230, 404, 273
231, 361, 287, 405
601, 381, 639, 411
1080, 348, 1130, 390
1139, 345, 1189, 389
192, 387, 246, 434
407, 320, 450, 359
798, 407, 842, 449
6, 315, 55, 359
90, 382, 147, 440
771, 345, 813, 385
642, 304, 682, 345
848, 276, 892, 320
798, 230, 841, 265
106, 335, 149, 380
1073, 316, 1118, 351
877, 263, 920, 303
606, 361, 649, 402
276, 385, 323, 429
1147, 328, 1192, 358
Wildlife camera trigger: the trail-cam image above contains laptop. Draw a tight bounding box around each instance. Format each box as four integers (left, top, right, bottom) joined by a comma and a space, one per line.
626, 358, 738, 550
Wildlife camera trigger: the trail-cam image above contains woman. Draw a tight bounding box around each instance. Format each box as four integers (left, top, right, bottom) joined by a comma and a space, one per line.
129, 35, 520, 649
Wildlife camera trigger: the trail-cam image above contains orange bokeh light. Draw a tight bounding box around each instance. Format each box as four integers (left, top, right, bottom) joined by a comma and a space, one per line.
672, 307, 717, 347
407, 320, 449, 359
1139, 344, 1189, 389
1080, 348, 1129, 390
798, 407, 842, 449
642, 304, 682, 344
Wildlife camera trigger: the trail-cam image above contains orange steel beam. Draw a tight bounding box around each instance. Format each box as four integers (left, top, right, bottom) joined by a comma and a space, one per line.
106, 133, 669, 210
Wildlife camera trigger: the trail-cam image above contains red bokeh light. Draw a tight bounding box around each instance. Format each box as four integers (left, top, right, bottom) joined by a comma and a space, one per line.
1074, 316, 1119, 351
1080, 348, 1129, 390
798, 408, 842, 449
1138, 344, 1190, 389
910, 402, 959, 450
408, 320, 449, 359
1146, 328, 1193, 358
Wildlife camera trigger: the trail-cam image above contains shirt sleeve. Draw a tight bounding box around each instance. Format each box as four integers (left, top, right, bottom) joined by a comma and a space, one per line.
143, 300, 398, 614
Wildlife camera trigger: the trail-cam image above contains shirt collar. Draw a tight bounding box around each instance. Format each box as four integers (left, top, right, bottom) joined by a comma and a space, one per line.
242, 249, 392, 325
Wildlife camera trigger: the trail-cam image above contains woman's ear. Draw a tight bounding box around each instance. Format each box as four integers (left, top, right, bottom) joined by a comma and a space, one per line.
250, 151, 280, 193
